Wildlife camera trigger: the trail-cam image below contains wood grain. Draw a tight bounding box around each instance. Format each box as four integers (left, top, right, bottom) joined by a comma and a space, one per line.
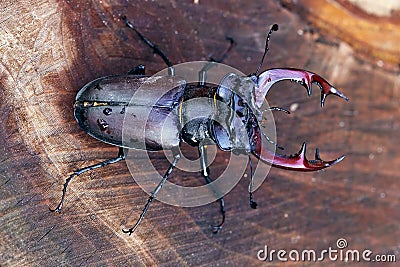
1, 0, 399, 266
281, 0, 400, 71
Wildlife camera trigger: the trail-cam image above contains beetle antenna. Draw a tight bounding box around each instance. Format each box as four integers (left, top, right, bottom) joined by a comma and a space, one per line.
253, 24, 279, 78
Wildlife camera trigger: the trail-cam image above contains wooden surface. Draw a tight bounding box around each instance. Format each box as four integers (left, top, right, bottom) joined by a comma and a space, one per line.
282, 0, 400, 70
1, 1, 399, 266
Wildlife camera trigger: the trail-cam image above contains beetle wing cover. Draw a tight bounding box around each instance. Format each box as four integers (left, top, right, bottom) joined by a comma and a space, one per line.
74, 75, 186, 150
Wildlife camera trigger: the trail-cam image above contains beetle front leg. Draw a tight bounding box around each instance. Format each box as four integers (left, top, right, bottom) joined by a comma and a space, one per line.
248, 155, 258, 209
122, 149, 181, 235
199, 145, 225, 233
50, 147, 125, 212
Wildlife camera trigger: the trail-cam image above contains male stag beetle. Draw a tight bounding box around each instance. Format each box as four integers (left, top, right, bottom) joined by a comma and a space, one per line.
50, 17, 348, 235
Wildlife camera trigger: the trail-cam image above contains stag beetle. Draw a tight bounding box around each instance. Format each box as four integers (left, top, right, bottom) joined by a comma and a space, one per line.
50, 17, 348, 235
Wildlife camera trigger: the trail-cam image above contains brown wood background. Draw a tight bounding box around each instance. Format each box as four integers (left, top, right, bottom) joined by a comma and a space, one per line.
1, 0, 399, 266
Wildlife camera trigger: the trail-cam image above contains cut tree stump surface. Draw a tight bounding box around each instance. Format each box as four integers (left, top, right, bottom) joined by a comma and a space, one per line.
1, 1, 399, 266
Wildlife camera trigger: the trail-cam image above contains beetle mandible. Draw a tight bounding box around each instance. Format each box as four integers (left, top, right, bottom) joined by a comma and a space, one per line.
50, 17, 349, 235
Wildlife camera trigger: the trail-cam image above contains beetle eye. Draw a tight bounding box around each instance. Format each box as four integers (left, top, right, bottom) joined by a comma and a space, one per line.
211, 121, 231, 151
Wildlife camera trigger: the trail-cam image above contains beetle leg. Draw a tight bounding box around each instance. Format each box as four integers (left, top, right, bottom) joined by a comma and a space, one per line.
123, 16, 174, 76
209, 37, 236, 63
50, 147, 125, 212
199, 37, 236, 86
199, 145, 225, 233
128, 64, 146, 75
248, 155, 257, 209
122, 150, 181, 235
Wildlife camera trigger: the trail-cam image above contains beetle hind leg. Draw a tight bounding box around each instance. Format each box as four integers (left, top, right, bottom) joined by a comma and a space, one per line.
199, 145, 225, 233
50, 147, 125, 212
